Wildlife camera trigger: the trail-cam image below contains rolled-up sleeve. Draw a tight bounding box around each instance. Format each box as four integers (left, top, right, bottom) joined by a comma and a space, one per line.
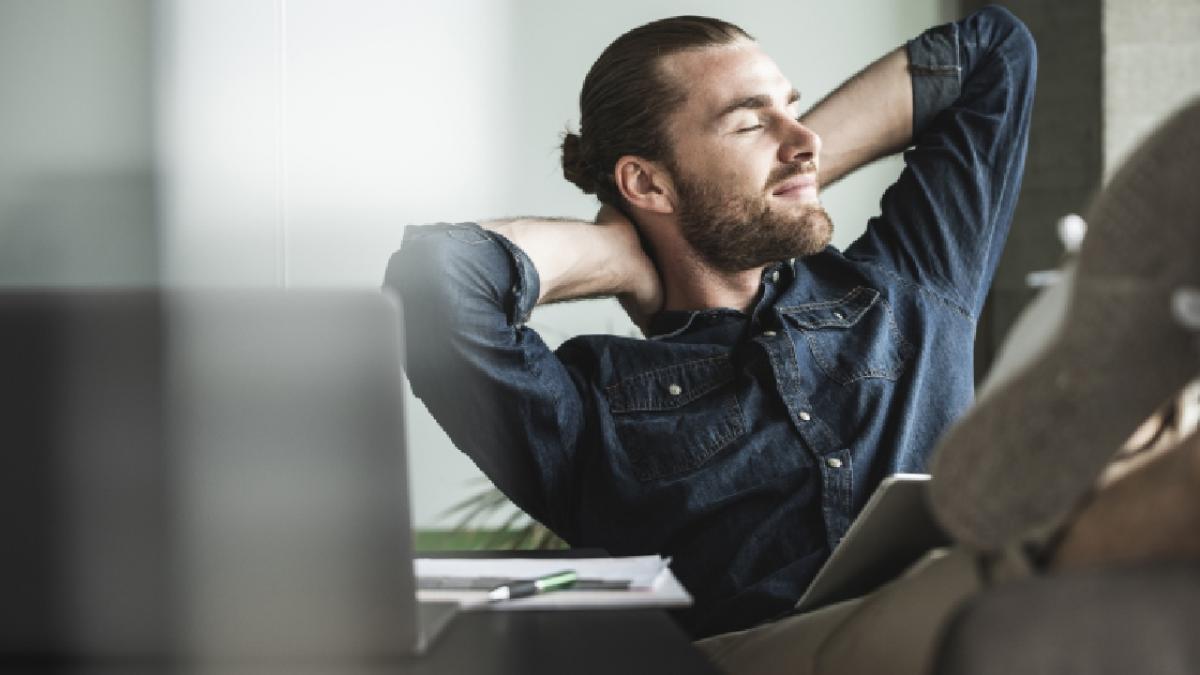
384, 222, 583, 537
907, 19, 963, 139
846, 5, 1038, 319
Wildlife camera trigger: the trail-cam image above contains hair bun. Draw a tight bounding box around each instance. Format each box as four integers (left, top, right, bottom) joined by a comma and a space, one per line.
561, 131, 597, 195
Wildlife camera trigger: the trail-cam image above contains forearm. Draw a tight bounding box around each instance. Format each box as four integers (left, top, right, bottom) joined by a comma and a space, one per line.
482, 209, 662, 328
801, 46, 913, 188
482, 218, 627, 304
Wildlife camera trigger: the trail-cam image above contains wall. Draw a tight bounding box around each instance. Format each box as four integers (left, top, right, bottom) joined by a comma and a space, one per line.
1103, 0, 1200, 176
962, 0, 1200, 380
155, 0, 947, 528
0, 0, 157, 286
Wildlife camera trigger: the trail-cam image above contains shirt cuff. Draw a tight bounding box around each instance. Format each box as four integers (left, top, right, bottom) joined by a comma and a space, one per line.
488, 229, 541, 326
397, 222, 541, 327
906, 20, 963, 139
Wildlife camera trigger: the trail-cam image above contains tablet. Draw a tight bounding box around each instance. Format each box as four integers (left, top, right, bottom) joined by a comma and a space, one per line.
794, 473, 949, 613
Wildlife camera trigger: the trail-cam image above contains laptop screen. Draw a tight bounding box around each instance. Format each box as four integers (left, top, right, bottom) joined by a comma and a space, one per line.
0, 290, 424, 660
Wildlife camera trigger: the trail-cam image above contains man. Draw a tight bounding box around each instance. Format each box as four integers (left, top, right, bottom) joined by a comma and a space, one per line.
389, 6, 1035, 641
389, 2, 1200, 669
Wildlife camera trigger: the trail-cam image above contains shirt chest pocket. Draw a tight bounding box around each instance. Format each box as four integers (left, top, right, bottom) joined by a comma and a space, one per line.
780, 287, 913, 385
605, 356, 747, 482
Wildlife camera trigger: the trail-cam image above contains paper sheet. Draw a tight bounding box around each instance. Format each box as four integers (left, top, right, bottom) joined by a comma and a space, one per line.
415, 555, 692, 610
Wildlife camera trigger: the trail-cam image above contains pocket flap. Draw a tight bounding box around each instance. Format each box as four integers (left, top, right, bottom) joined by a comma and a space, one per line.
607, 356, 735, 413
781, 287, 879, 330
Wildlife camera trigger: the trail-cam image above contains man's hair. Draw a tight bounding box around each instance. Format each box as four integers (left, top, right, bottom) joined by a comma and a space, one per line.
560, 16, 752, 207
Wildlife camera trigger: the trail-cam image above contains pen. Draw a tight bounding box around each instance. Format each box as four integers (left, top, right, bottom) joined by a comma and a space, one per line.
487, 569, 578, 601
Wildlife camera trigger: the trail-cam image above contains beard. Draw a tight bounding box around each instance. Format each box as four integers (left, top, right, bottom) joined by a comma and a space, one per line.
673, 160, 834, 273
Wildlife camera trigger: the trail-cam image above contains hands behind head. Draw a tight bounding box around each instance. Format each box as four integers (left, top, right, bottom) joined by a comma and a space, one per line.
595, 204, 664, 335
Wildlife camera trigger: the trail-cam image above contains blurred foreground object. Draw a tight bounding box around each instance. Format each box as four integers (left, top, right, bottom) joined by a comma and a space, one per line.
0, 289, 454, 661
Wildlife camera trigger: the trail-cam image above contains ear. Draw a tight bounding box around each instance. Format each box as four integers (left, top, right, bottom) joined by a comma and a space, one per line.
613, 156, 676, 215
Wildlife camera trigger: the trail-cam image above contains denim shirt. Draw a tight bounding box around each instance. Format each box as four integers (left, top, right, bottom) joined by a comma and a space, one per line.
386, 6, 1036, 639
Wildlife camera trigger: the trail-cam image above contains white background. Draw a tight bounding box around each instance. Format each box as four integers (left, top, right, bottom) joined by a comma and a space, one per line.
156, 0, 947, 527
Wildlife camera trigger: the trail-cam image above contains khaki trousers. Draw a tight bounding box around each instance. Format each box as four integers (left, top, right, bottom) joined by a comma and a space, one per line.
695, 547, 1028, 675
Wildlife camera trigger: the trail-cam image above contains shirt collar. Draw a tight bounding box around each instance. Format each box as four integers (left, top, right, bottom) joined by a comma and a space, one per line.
645, 259, 795, 340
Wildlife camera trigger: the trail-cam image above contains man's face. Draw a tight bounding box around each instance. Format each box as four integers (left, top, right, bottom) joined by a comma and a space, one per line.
659, 41, 832, 273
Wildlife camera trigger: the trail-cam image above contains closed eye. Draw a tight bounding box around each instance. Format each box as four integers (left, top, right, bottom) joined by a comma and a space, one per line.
736, 124, 764, 134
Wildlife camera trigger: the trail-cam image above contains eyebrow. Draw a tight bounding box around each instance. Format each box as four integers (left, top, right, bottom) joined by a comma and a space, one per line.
714, 88, 801, 122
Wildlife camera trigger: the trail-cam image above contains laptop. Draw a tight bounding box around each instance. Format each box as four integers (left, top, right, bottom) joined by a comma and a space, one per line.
0, 289, 456, 661
793, 473, 950, 613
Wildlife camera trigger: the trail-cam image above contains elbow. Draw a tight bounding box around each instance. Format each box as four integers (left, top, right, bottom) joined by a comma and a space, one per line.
974, 5, 1038, 82
385, 224, 505, 326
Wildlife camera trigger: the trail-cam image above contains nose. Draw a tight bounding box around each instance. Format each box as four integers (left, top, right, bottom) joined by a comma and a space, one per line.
778, 118, 821, 167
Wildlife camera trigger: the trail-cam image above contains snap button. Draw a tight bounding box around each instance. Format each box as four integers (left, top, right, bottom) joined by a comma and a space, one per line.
825, 457, 843, 469
762, 330, 777, 338
668, 384, 682, 396
799, 411, 811, 422
770, 270, 780, 283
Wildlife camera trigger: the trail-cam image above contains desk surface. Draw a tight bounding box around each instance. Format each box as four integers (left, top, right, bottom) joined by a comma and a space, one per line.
1, 609, 721, 675
404, 608, 720, 674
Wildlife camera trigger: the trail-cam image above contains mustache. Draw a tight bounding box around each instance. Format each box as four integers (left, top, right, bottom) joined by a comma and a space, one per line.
765, 160, 818, 190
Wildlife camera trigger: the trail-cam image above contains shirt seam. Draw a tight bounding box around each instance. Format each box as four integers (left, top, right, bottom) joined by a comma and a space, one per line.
847, 257, 975, 323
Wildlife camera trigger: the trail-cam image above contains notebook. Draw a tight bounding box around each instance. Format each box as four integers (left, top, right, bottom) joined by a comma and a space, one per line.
415, 555, 693, 610
0, 289, 455, 660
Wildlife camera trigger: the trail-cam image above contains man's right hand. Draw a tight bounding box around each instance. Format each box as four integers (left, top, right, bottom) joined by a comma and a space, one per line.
595, 205, 663, 333
481, 206, 663, 334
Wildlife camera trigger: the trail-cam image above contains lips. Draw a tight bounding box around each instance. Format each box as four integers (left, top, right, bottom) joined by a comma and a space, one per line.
772, 173, 818, 196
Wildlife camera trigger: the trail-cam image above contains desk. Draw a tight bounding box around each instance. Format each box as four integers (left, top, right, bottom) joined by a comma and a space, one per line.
403, 608, 720, 674
0, 609, 720, 675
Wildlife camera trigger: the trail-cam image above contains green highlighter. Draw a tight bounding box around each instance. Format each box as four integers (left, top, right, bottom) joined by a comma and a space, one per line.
486, 569, 578, 602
